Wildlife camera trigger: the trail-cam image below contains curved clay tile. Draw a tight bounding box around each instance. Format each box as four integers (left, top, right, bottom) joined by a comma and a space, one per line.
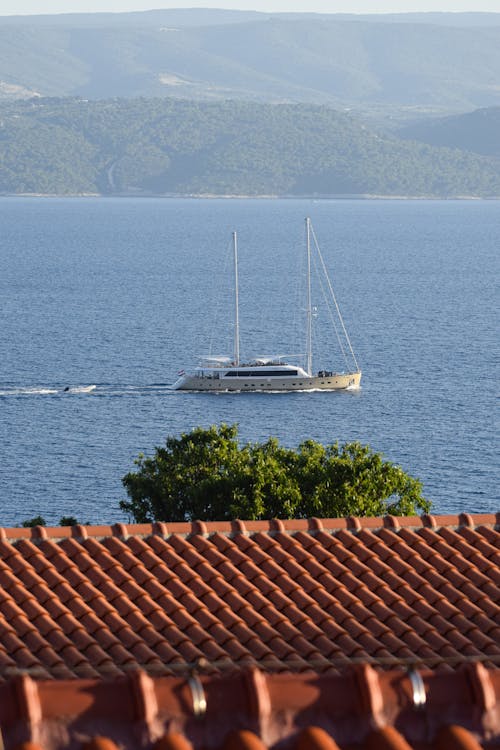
82, 738, 120, 750
434, 724, 484, 750
0, 515, 498, 685
154, 734, 194, 750
222, 730, 267, 749
296, 726, 342, 749
365, 726, 413, 749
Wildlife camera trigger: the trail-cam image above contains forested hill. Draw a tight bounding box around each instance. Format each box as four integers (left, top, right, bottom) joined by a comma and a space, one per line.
398, 107, 500, 158
1, 97, 499, 198
1, 10, 500, 116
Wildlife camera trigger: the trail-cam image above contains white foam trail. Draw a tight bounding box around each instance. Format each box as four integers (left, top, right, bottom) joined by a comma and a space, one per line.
0, 385, 98, 396
0, 384, 180, 397
0, 387, 59, 396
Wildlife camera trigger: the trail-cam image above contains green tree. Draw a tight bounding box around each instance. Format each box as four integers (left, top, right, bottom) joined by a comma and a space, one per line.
21, 515, 47, 527
120, 424, 430, 522
294, 440, 426, 518
59, 516, 79, 526
21, 515, 83, 527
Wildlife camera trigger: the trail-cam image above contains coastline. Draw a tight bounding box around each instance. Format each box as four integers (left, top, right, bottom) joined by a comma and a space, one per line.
1, 192, 498, 200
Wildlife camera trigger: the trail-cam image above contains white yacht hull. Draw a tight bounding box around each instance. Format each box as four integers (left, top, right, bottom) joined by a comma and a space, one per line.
174, 371, 361, 392
174, 219, 362, 396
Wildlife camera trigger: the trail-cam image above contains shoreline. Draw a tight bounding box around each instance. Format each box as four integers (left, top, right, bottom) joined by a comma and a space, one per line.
1, 192, 499, 200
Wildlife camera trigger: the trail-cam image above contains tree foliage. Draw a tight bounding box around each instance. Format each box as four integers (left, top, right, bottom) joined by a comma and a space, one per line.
0, 97, 499, 197
120, 424, 430, 523
21, 515, 47, 527
20, 515, 81, 527
59, 516, 79, 526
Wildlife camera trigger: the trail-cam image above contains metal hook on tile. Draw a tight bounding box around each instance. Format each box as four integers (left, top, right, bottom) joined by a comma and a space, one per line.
408, 668, 426, 710
188, 673, 207, 718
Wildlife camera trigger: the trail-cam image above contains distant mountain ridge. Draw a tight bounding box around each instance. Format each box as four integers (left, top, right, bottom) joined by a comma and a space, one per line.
1, 97, 499, 198
2, 10, 500, 27
1, 10, 500, 117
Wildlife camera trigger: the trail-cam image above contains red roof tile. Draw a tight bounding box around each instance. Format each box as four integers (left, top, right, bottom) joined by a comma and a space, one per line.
0, 515, 499, 747
0, 515, 499, 680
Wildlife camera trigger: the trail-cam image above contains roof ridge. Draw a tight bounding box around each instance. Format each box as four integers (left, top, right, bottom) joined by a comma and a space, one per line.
1, 513, 498, 542
2, 665, 499, 749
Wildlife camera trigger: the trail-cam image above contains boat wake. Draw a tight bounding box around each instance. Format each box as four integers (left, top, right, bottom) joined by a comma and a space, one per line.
0, 385, 97, 397
0, 382, 357, 398
197, 386, 360, 395
0, 386, 59, 397
0, 384, 177, 398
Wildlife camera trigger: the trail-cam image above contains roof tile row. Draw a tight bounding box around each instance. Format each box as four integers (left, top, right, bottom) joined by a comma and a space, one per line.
0, 516, 499, 680
0, 514, 499, 748
1, 666, 499, 749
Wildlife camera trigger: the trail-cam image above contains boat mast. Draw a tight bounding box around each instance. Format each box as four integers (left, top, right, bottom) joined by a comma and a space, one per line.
306, 217, 313, 376
233, 231, 240, 366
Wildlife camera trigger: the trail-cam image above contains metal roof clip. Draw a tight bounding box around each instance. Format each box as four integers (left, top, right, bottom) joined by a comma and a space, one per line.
188, 673, 207, 718
408, 668, 426, 710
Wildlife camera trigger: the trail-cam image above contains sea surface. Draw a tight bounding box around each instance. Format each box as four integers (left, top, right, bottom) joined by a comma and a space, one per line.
0, 197, 498, 526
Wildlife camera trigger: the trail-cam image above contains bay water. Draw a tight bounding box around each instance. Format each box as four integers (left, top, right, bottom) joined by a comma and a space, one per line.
0, 197, 498, 526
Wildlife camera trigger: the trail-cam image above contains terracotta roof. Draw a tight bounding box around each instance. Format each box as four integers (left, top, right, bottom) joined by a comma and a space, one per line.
1, 665, 500, 750
0, 514, 499, 680
0, 514, 499, 749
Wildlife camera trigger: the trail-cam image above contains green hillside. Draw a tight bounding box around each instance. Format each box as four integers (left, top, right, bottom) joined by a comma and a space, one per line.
398, 107, 500, 157
0, 97, 499, 197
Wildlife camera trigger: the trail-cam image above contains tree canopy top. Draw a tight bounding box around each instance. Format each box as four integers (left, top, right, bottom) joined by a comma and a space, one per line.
121, 423, 430, 524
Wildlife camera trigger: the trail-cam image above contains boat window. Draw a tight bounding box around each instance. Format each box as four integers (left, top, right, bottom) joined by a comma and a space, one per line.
224, 369, 299, 377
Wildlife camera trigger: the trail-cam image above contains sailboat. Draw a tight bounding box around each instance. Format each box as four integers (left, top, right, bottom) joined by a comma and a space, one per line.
174, 218, 361, 392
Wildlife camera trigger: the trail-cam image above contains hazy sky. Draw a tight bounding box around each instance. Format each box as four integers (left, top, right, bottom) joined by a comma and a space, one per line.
1, 1, 499, 16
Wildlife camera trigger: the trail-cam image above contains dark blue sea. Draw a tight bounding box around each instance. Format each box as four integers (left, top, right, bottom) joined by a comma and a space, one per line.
0, 197, 498, 526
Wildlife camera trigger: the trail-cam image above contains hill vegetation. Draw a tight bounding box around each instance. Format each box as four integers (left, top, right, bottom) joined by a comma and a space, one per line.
398, 107, 500, 157
0, 11, 499, 117
1, 97, 499, 197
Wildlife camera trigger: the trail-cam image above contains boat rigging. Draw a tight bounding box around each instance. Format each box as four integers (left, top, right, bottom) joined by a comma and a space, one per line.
174, 218, 361, 392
